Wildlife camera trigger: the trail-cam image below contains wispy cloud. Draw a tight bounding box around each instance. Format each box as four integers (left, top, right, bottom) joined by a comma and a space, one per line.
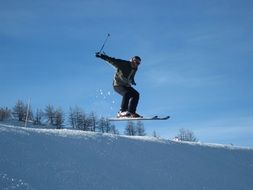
144, 69, 225, 88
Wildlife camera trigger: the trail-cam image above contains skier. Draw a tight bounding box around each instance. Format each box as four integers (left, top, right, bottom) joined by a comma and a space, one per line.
95, 52, 142, 118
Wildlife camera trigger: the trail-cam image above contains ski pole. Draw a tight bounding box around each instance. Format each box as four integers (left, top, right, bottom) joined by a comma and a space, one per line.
98, 33, 110, 54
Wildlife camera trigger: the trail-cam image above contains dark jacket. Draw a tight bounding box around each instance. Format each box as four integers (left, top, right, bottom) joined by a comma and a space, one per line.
100, 54, 137, 87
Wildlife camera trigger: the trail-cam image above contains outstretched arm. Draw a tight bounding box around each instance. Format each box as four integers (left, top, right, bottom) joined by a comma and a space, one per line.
95, 52, 110, 61
95, 52, 128, 68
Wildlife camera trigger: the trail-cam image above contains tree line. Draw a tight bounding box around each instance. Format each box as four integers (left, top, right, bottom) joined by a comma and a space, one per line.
1, 100, 198, 141
0, 100, 147, 136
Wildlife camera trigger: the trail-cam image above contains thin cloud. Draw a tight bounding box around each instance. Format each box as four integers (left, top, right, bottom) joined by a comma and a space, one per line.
141, 66, 227, 88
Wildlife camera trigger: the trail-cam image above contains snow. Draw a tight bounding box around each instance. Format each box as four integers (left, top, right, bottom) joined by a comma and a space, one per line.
1, 123, 253, 190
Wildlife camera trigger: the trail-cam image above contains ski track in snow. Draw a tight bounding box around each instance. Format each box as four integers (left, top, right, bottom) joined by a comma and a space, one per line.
1, 123, 253, 190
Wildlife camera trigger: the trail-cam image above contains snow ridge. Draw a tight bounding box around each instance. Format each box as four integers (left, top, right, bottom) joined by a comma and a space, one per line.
1, 124, 253, 190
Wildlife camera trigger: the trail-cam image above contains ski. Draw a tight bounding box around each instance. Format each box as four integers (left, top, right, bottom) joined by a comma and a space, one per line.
108, 116, 170, 121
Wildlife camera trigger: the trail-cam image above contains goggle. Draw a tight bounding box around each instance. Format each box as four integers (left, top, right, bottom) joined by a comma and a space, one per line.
132, 58, 141, 65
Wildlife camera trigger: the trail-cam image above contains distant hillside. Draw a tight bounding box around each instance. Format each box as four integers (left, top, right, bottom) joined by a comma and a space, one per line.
1, 124, 253, 190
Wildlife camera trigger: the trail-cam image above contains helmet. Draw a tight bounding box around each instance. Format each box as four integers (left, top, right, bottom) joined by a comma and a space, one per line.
131, 56, 141, 62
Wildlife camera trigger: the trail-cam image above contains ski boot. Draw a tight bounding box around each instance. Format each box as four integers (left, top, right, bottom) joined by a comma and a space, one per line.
130, 112, 143, 118
117, 111, 131, 118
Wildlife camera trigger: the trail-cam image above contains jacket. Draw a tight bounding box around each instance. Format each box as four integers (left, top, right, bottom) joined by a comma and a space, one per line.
100, 54, 137, 87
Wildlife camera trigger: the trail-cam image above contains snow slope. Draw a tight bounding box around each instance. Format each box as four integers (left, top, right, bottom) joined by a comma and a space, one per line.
0, 124, 253, 190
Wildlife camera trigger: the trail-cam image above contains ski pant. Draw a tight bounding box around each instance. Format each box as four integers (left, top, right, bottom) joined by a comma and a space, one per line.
113, 85, 139, 113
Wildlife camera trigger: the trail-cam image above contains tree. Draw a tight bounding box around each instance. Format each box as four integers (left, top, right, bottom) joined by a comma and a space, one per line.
98, 117, 111, 133
176, 128, 198, 142
12, 100, 33, 124
54, 108, 64, 129
33, 109, 43, 125
69, 107, 83, 129
45, 105, 55, 125
98, 117, 119, 134
88, 112, 97, 132
69, 107, 93, 131
44, 105, 64, 129
124, 121, 136, 136
109, 124, 119, 135
124, 121, 146, 136
136, 121, 146, 136
98, 117, 106, 133
0, 107, 11, 121
13, 100, 27, 121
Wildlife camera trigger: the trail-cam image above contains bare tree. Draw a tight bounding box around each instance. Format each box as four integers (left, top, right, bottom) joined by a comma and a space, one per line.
0, 107, 11, 121
176, 128, 198, 142
69, 107, 93, 131
69, 107, 83, 129
45, 105, 55, 125
13, 100, 27, 121
104, 119, 111, 133
12, 100, 33, 124
124, 121, 136, 136
54, 108, 64, 129
136, 121, 146, 136
33, 109, 43, 125
109, 124, 119, 135
98, 117, 107, 133
98, 117, 119, 134
0, 108, 5, 121
44, 105, 64, 129
88, 112, 97, 132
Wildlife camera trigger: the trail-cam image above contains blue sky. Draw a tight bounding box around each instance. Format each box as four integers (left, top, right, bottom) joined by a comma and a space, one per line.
1, 0, 253, 147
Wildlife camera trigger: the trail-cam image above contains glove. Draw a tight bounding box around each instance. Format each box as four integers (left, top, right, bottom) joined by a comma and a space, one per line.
95, 52, 102, 58
95, 52, 110, 61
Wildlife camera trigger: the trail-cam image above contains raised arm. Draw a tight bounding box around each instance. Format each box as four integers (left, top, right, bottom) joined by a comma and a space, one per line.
95, 52, 128, 68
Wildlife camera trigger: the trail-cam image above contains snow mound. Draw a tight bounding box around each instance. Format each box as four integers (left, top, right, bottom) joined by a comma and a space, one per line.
1, 124, 253, 190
